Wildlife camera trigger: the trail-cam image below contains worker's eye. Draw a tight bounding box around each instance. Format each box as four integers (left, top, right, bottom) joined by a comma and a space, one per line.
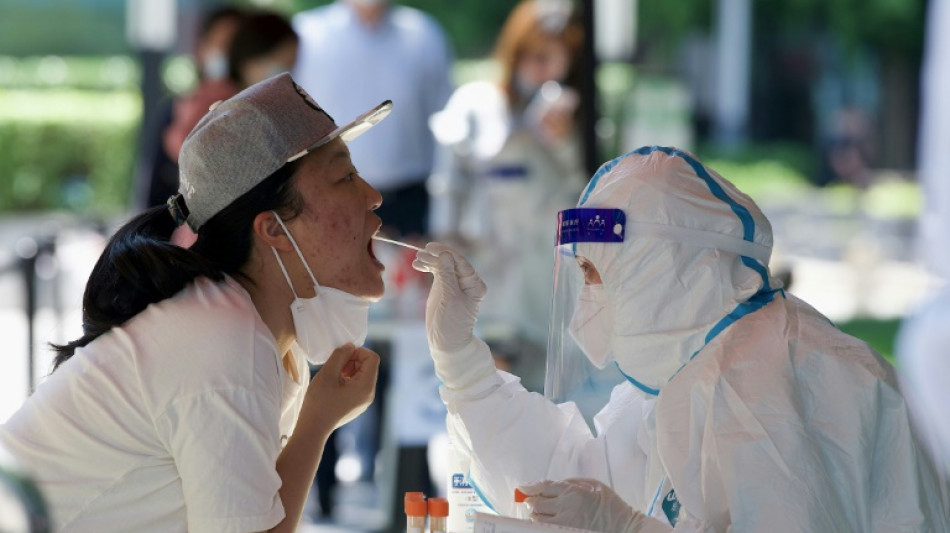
577, 258, 591, 275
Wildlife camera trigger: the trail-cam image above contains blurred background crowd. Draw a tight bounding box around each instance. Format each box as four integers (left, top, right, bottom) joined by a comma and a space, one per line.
0, 0, 938, 531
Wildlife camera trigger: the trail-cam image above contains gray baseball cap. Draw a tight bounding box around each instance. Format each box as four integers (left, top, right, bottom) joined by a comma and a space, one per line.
175, 72, 392, 231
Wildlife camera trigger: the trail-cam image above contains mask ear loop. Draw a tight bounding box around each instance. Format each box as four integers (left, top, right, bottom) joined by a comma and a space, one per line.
271, 247, 300, 300
270, 211, 322, 296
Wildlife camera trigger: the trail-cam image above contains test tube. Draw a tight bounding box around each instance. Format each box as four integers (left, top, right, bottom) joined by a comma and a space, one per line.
428, 496, 448, 533
513, 488, 529, 520
405, 492, 427, 533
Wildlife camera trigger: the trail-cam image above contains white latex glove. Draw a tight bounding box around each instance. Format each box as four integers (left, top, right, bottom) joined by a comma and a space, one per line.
412, 242, 495, 390
520, 478, 673, 533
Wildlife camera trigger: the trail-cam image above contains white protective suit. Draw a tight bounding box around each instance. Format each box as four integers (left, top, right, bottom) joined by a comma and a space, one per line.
428, 81, 586, 347
897, 0, 950, 477
428, 147, 950, 532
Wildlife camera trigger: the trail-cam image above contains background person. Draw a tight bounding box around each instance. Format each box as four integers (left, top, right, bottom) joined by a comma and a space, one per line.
0, 73, 390, 532
163, 8, 298, 168
427, 0, 586, 382
227, 11, 299, 89
292, 0, 454, 238
413, 146, 950, 531
163, 9, 299, 249
137, 6, 246, 211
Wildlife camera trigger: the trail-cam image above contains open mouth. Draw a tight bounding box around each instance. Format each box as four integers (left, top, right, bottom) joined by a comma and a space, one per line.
368, 227, 384, 270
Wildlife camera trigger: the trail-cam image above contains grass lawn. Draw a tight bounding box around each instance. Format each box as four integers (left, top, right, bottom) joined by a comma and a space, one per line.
836, 317, 902, 365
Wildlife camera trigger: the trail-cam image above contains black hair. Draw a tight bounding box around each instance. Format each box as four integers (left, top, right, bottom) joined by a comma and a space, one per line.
198, 6, 246, 40
227, 11, 299, 85
50, 161, 303, 371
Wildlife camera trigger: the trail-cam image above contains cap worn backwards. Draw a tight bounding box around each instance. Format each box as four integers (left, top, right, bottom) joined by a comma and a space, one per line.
175, 72, 392, 231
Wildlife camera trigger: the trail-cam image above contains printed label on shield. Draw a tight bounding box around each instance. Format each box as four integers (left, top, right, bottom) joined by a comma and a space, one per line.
558, 208, 625, 244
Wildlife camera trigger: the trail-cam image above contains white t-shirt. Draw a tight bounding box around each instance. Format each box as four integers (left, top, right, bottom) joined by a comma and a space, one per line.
0, 276, 309, 532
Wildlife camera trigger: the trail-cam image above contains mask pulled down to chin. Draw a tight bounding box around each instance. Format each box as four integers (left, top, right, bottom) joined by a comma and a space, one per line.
270, 212, 371, 365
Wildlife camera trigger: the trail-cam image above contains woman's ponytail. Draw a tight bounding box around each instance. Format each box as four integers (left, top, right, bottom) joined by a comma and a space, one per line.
50, 206, 222, 369
50, 160, 302, 371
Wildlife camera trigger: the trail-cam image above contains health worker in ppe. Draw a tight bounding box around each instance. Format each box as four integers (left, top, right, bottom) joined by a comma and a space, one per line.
427, 0, 587, 358
412, 146, 950, 532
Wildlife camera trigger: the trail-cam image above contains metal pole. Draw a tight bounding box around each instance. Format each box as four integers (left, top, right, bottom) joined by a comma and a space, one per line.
15, 237, 38, 393
713, 0, 752, 148
581, 0, 600, 175
126, 0, 175, 204
133, 48, 167, 201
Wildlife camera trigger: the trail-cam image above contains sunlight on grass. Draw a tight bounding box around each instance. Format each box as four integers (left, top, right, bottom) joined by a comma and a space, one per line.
0, 89, 140, 124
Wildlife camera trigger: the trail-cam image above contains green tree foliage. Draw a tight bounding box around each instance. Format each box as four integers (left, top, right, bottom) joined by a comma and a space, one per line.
637, 0, 713, 60
634, 0, 924, 60
0, 89, 138, 213
0, 2, 128, 56
756, 0, 925, 55
0, 121, 136, 212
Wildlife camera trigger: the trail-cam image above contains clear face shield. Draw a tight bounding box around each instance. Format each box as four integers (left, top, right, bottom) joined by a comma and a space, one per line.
544, 207, 627, 420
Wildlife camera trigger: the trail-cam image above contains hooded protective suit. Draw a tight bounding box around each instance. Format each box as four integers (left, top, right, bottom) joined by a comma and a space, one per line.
421, 147, 950, 532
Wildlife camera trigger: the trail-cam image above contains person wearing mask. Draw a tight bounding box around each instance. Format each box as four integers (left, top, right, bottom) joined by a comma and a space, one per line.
292, 0, 454, 238
164, 10, 300, 249
427, 0, 586, 368
227, 11, 299, 89
138, 6, 246, 210
412, 146, 950, 532
0, 73, 393, 532
163, 9, 298, 165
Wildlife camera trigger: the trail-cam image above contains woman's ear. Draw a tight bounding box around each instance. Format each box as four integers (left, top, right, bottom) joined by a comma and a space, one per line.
253, 211, 293, 251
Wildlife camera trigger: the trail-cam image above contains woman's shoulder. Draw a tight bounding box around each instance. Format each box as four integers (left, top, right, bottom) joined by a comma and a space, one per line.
120, 277, 281, 404
132, 276, 259, 334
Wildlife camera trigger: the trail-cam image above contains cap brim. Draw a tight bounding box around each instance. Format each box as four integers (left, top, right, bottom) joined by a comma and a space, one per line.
287, 100, 393, 162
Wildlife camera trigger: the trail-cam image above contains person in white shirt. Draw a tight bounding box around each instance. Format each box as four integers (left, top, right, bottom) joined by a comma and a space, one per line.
0, 72, 393, 533
292, 0, 454, 237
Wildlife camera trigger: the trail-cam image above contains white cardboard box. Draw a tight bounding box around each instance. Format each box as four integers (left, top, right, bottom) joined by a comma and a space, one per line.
472, 513, 598, 533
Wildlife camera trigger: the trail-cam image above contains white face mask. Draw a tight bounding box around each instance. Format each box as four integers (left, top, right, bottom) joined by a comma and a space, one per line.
568, 284, 614, 369
203, 50, 229, 81
271, 213, 371, 365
